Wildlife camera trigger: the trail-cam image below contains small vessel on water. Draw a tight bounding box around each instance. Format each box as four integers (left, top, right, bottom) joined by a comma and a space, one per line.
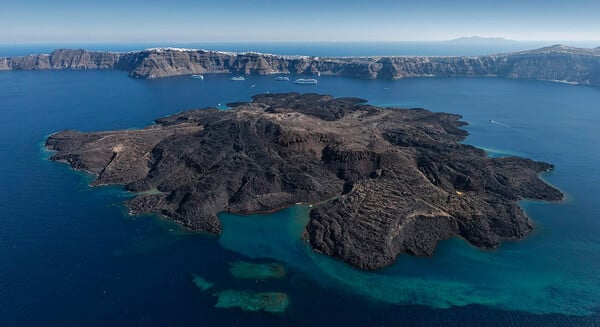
274, 76, 290, 81
294, 78, 318, 85
190, 74, 204, 80
231, 76, 245, 81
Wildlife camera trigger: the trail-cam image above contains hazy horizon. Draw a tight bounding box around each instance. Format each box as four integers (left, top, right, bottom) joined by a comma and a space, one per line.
2, 38, 599, 45
1, 38, 598, 59
1, 0, 599, 43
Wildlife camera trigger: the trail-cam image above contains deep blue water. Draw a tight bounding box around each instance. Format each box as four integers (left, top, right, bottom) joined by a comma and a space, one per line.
1, 40, 598, 58
1, 70, 599, 326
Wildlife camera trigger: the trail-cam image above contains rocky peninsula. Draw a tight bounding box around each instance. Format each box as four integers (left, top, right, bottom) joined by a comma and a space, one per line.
2, 44, 600, 86
46, 93, 563, 270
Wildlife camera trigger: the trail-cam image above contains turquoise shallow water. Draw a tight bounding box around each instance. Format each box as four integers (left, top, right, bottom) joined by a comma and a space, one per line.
1, 70, 599, 326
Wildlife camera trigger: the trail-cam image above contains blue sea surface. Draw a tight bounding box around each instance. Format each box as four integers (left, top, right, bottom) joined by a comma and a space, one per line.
1, 70, 599, 326
1, 40, 596, 57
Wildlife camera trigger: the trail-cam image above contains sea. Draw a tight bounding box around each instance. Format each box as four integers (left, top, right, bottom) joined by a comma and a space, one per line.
0, 43, 599, 326
1, 40, 599, 58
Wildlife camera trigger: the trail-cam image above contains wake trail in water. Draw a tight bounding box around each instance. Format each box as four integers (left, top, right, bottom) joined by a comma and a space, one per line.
489, 119, 511, 127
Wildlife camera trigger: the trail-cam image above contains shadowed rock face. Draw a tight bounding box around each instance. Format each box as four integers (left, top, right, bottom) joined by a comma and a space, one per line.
46, 93, 563, 270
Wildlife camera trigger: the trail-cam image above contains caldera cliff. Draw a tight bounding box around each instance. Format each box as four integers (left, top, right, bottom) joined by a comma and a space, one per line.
2, 45, 599, 86
46, 93, 563, 270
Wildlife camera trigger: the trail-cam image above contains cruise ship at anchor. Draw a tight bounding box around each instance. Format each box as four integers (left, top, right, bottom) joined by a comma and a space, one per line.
294, 78, 318, 85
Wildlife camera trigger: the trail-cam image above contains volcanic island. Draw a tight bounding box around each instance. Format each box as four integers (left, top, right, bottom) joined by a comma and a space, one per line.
46, 93, 563, 270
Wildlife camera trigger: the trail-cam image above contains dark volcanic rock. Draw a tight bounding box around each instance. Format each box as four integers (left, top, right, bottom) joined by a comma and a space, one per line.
46, 93, 563, 269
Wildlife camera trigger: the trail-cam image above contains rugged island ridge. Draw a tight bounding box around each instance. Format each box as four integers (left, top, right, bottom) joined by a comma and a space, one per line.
3, 44, 600, 86
46, 93, 563, 270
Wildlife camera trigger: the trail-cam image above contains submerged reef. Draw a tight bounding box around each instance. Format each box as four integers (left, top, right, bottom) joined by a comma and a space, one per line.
229, 261, 286, 280
214, 290, 290, 313
46, 93, 563, 270
192, 274, 214, 291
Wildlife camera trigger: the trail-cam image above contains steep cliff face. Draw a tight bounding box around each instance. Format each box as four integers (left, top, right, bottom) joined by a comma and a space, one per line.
110, 46, 600, 86
499, 46, 600, 84
0, 49, 133, 71
2, 54, 51, 70
46, 93, 563, 270
2, 45, 599, 86
126, 50, 309, 78
47, 49, 123, 69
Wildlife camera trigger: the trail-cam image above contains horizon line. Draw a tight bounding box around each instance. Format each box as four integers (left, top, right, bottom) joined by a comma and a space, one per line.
2, 39, 600, 45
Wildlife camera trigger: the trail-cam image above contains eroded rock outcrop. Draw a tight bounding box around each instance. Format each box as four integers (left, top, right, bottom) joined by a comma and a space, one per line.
46, 93, 563, 269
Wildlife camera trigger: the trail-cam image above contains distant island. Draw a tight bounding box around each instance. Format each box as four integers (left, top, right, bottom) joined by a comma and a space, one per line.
46, 93, 563, 270
445, 36, 518, 44
1, 44, 599, 86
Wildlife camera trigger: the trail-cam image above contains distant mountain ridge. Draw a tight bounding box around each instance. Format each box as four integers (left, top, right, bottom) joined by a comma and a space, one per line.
1, 45, 599, 86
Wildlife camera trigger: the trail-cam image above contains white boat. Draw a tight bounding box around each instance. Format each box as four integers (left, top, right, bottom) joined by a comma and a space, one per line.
231, 76, 245, 81
294, 78, 318, 85
190, 74, 204, 80
274, 76, 290, 81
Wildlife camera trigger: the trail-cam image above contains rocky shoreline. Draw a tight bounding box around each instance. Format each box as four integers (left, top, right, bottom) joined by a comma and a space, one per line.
46, 93, 563, 270
2, 44, 600, 86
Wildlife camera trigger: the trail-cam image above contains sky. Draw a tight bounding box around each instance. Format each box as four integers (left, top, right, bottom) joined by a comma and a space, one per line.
1, 0, 599, 43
